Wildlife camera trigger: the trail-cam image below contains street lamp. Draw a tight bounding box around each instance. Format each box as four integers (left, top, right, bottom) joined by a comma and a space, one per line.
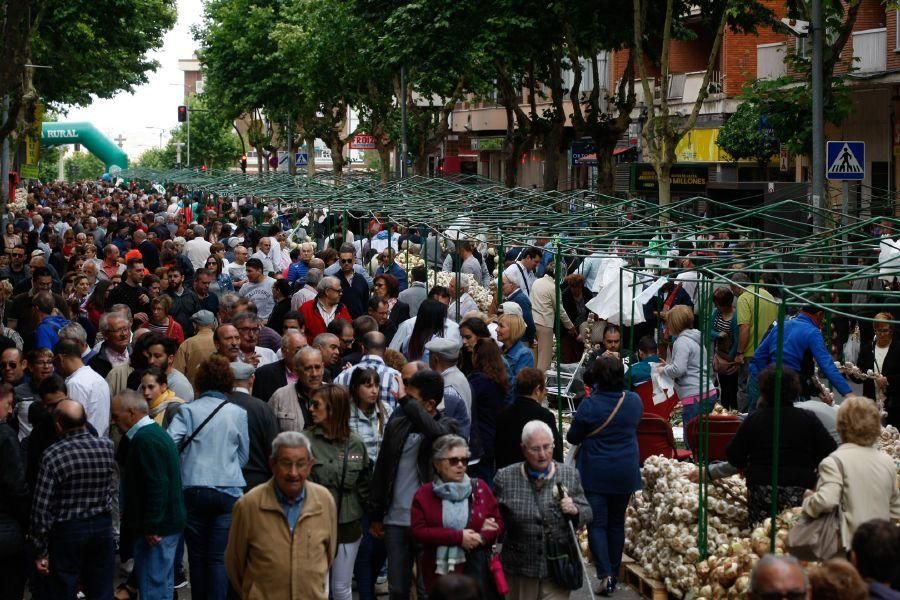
145, 126, 167, 149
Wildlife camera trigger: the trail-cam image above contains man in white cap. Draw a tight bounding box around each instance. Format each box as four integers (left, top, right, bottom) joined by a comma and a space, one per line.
425, 338, 472, 417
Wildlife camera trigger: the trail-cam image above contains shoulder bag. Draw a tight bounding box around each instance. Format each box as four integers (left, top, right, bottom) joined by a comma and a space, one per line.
178, 400, 229, 454
334, 438, 361, 544
530, 478, 583, 590
786, 455, 846, 561
565, 391, 625, 465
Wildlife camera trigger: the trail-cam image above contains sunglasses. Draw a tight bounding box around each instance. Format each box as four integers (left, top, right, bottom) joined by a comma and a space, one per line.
0, 362, 18, 369
441, 457, 468, 466
339, 258, 354, 264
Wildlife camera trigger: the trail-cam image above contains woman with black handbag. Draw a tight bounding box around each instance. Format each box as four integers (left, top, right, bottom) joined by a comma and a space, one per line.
567, 355, 642, 597
411, 434, 503, 597
494, 420, 592, 599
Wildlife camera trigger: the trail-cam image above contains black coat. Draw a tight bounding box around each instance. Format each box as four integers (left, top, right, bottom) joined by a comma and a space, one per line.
228, 391, 280, 491
855, 339, 900, 427
493, 396, 564, 469
726, 406, 836, 489
251, 359, 289, 402
368, 399, 458, 522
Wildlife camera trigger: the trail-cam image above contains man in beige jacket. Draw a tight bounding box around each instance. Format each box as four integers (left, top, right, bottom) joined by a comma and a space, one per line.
529, 262, 578, 372
225, 431, 337, 600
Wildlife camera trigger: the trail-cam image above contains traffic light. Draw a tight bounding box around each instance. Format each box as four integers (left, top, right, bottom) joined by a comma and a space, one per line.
240, 154, 247, 173
177, 105, 187, 122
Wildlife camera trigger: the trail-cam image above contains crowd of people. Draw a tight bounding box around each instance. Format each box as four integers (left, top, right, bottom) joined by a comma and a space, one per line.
0, 179, 899, 600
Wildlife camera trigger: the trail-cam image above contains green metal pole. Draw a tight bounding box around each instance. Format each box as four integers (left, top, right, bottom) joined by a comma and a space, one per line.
769, 298, 787, 552
497, 232, 505, 305
554, 236, 564, 432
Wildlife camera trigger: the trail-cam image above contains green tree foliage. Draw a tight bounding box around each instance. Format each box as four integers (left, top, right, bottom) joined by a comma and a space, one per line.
64, 152, 105, 181
135, 147, 172, 170
1, 0, 176, 144
715, 102, 781, 167
37, 145, 61, 182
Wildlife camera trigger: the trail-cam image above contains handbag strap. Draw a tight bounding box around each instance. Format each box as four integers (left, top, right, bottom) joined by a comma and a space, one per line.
178, 399, 229, 453
334, 438, 352, 516
831, 454, 846, 511
584, 392, 626, 440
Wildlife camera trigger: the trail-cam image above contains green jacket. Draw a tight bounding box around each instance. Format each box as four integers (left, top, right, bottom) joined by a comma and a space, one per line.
307, 426, 370, 540
123, 421, 186, 536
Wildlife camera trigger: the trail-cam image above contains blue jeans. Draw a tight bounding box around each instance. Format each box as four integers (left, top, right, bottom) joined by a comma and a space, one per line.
354, 515, 387, 600
384, 524, 426, 600
47, 513, 114, 600
682, 394, 716, 425
184, 488, 238, 600
585, 493, 631, 579
133, 533, 180, 600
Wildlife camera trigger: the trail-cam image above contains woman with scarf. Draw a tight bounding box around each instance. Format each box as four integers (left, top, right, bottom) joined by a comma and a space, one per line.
141, 367, 185, 428
411, 434, 503, 597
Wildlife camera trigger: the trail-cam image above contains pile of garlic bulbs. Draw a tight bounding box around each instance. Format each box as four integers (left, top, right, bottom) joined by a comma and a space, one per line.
624, 456, 750, 598
876, 425, 900, 463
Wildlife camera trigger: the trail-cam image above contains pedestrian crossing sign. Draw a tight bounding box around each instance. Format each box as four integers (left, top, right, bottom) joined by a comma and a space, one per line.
826, 141, 865, 180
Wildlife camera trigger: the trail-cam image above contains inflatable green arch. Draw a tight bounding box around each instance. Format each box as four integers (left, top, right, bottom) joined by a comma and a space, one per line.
41, 122, 129, 173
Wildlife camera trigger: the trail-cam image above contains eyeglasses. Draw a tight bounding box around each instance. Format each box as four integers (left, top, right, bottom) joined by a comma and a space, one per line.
107, 327, 130, 334
237, 327, 260, 334
339, 258, 354, 264
0, 362, 18, 369
440, 456, 469, 466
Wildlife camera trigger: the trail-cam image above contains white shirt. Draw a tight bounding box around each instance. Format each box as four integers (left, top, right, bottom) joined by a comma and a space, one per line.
291, 285, 318, 311
250, 251, 275, 274
67, 365, 111, 437
389, 316, 462, 353
239, 346, 278, 368
675, 269, 700, 306
183, 238, 213, 270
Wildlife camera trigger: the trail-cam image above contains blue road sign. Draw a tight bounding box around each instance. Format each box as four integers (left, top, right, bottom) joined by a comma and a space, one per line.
826, 141, 865, 180
295, 152, 308, 167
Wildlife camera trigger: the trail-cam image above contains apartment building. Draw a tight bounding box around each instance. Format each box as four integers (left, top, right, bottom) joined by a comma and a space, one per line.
448, 0, 898, 214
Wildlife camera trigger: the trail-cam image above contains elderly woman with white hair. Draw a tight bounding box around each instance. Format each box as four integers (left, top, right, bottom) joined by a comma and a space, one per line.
493, 420, 592, 599
411, 434, 503, 597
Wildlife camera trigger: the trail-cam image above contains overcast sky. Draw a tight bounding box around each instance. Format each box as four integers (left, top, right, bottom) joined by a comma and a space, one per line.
64, 0, 203, 159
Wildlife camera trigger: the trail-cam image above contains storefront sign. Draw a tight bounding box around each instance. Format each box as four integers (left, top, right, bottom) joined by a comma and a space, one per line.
350, 133, 377, 150
471, 136, 504, 151
630, 164, 708, 193
571, 139, 597, 166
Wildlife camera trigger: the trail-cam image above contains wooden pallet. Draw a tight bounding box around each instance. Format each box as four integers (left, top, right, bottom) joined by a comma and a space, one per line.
622, 561, 669, 600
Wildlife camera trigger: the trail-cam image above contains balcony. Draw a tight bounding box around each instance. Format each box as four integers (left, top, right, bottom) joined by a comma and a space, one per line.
757, 43, 787, 80
853, 28, 886, 73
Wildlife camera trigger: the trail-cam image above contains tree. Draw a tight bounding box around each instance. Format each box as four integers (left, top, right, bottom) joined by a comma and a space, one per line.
37, 145, 61, 182
632, 0, 773, 208
715, 101, 781, 168
564, 0, 640, 194
727, 0, 860, 158
135, 147, 173, 170
1, 0, 176, 147
64, 152, 105, 181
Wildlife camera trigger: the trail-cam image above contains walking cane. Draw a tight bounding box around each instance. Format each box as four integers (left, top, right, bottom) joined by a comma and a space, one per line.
555, 484, 597, 600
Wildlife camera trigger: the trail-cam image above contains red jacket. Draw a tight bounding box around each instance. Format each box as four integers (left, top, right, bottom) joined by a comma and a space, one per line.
411, 479, 503, 592
299, 299, 351, 346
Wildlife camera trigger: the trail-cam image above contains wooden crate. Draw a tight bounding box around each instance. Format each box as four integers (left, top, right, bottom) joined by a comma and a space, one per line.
622, 561, 669, 600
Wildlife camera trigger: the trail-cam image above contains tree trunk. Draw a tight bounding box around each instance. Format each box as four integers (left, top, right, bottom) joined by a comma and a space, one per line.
596, 140, 617, 194
541, 122, 565, 191
305, 135, 316, 177
377, 146, 391, 184
329, 137, 345, 179
255, 145, 264, 173
657, 161, 672, 218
